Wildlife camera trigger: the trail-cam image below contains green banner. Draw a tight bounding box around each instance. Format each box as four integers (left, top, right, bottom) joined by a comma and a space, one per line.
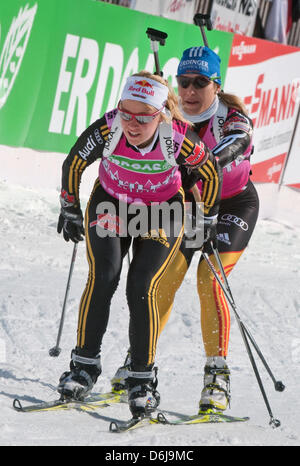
0, 0, 233, 153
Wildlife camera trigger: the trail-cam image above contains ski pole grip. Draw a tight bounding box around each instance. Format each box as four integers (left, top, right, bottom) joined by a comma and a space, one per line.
193, 14, 213, 30
146, 28, 168, 77
146, 28, 168, 45
193, 13, 212, 48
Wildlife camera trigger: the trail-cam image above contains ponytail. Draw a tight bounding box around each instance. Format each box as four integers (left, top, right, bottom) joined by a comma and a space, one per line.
218, 91, 248, 115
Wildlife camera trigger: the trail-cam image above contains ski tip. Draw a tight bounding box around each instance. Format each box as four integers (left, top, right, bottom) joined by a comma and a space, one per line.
13, 399, 23, 411
157, 412, 169, 424
109, 421, 121, 433
109, 415, 151, 433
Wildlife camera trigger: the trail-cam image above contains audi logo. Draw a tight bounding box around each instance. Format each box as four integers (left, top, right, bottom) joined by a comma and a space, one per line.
221, 214, 249, 231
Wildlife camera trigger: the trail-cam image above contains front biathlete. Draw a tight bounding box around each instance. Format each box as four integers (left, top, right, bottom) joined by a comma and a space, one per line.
112, 48, 259, 415
56, 71, 222, 418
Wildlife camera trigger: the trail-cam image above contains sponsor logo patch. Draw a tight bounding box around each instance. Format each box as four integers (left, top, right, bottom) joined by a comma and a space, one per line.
141, 228, 170, 248
185, 142, 206, 166
0, 4, 38, 109
221, 214, 249, 231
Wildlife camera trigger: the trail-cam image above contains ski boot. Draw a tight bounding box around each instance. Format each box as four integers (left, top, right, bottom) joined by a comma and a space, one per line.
199, 356, 230, 413
57, 350, 101, 401
127, 366, 160, 418
110, 350, 131, 392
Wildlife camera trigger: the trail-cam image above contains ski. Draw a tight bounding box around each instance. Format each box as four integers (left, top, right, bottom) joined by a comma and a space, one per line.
13, 390, 127, 413
109, 415, 157, 433
156, 410, 249, 425
108, 409, 249, 433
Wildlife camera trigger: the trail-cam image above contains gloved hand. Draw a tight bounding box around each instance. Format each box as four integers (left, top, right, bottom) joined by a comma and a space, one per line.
184, 141, 209, 170
57, 192, 84, 243
202, 216, 218, 253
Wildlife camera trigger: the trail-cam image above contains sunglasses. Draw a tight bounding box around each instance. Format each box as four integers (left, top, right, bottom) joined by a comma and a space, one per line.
176, 75, 213, 89
117, 101, 163, 124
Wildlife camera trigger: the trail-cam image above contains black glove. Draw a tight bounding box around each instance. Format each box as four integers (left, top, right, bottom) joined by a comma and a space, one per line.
57, 193, 84, 243
202, 216, 218, 253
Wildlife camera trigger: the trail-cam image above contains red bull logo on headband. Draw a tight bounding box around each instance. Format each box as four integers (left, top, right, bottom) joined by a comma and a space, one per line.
121, 75, 169, 109
128, 80, 155, 98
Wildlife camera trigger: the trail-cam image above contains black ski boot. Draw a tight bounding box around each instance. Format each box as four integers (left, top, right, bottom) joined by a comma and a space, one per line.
127, 366, 160, 418
58, 350, 101, 400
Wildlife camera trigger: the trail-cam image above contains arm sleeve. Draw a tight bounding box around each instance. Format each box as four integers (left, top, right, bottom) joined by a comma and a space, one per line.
61, 115, 109, 208
212, 111, 253, 169
178, 128, 223, 217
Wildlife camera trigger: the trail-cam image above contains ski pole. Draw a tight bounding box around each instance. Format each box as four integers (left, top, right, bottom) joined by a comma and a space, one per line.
202, 248, 281, 428
146, 27, 168, 76
49, 242, 78, 357
211, 245, 285, 393
193, 13, 213, 47
146, 27, 202, 205
127, 248, 131, 267
191, 14, 214, 204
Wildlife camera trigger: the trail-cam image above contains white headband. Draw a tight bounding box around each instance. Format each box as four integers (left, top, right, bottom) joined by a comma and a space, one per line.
120, 76, 169, 110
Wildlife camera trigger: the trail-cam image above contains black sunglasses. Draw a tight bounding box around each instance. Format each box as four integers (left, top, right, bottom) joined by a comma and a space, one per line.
176, 75, 212, 89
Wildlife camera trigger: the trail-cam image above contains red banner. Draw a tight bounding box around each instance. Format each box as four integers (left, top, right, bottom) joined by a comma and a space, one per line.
224, 34, 300, 184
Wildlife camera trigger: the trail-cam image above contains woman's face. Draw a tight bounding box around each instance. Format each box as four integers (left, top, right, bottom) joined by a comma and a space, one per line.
177, 74, 219, 116
119, 100, 162, 148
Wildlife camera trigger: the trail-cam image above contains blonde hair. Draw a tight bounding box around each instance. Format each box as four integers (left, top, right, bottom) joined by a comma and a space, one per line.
132, 71, 191, 125
218, 88, 248, 115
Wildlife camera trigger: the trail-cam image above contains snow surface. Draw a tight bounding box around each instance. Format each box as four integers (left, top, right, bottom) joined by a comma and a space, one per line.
0, 180, 299, 446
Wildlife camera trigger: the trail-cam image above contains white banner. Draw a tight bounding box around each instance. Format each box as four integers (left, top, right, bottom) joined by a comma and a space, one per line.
211, 0, 258, 36
132, 0, 196, 23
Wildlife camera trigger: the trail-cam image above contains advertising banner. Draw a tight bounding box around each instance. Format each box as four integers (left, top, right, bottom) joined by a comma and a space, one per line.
210, 0, 258, 36
280, 108, 300, 189
0, 0, 233, 154
224, 34, 300, 184
132, 0, 196, 24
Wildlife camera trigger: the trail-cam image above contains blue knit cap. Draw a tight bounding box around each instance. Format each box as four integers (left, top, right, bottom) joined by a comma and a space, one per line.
177, 46, 221, 85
